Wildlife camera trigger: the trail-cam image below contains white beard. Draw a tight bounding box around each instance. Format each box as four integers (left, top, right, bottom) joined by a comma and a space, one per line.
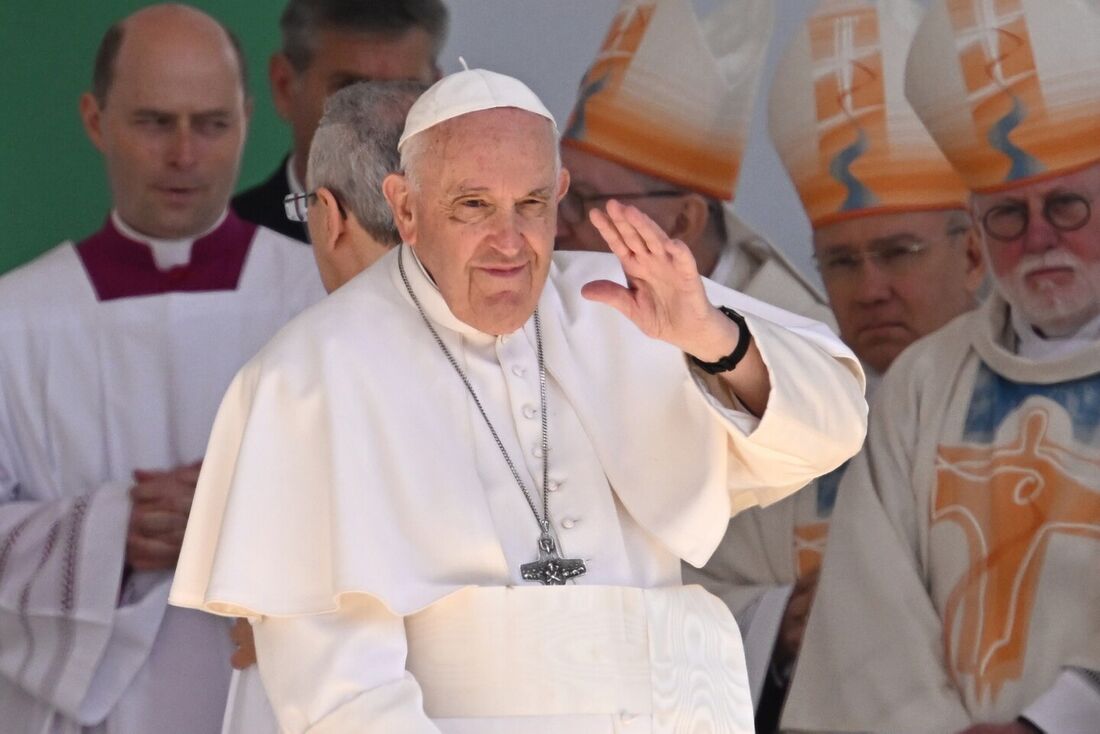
993, 249, 1100, 337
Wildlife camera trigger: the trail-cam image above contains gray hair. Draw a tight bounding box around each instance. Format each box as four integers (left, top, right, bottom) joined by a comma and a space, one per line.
307, 80, 427, 245
280, 0, 449, 72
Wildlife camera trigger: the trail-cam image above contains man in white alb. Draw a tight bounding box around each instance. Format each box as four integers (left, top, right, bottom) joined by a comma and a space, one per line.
0, 5, 322, 732
171, 68, 867, 732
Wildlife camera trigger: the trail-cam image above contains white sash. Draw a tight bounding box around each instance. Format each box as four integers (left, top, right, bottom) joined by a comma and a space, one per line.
221, 585, 753, 733
407, 584, 753, 731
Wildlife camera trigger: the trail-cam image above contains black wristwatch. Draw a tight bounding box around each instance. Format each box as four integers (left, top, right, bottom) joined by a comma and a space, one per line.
689, 306, 752, 374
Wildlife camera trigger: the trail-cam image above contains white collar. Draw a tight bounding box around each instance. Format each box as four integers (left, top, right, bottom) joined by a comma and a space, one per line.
110, 209, 227, 270
1010, 306, 1100, 361
707, 240, 738, 286
285, 155, 306, 196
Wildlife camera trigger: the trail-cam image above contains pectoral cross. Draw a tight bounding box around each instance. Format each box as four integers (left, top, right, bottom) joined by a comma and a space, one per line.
520, 533, 586, 585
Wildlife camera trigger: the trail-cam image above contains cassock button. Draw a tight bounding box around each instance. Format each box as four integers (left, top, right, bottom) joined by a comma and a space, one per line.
547, 480, 561, 492
532, 445, 544, 458
619, 712, 637, 725
512, 364, 526, 377
561, 518, 576, 530
522, 404, 538, 419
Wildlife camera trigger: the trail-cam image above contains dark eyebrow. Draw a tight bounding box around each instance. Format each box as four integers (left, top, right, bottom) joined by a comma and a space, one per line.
327, 72, 372, 89
1044, 187, 1086, 199
131, 108, 233, 120
815, 242, 856, 254
868, 233, 921, 249
988, 196, 1027, 207
132, 108, 175, 119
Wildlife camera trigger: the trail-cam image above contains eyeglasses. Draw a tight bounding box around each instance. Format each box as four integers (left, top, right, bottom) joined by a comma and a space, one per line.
284, 190, 347, 223
559, 189, 684, 225
980, 192, 1092, 241
284, 192, 317, 222
814, 238, 934, 283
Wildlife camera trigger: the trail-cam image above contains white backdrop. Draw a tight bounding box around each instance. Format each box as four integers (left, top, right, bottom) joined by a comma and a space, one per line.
438, 0, 827, 287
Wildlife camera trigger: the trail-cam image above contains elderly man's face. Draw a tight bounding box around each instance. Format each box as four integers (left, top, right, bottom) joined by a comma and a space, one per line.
395, 108, 567, 335
814, 209, 984, 374
972, 162, 1100, 337
272, 29, 437, 175
81, 10, 249, 239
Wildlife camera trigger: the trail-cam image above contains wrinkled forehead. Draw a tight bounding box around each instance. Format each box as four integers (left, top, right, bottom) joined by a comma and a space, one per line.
414, 108, 560, 180
430, 107, 556, 147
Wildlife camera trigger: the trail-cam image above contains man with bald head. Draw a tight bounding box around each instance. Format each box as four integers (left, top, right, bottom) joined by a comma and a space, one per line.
0, 5, 321, 732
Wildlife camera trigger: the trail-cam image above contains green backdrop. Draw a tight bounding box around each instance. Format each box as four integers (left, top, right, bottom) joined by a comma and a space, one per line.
0, 2, 292, 275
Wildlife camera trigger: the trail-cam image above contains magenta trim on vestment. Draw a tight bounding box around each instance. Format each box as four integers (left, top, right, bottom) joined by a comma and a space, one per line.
76, 212, 257, 301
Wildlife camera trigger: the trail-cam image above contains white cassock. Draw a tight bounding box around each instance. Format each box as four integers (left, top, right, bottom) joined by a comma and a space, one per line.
0, 210, 323, 733
170, 245, 867, 733
217, 183, 842, 734
783, 293, 1100, 733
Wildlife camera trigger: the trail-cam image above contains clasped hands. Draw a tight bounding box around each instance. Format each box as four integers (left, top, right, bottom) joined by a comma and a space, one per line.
125, 461, 260, 669
125, 460, 201, 572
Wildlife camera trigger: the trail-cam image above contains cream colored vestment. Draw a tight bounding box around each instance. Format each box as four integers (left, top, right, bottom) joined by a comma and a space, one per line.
172, 247, 866, 732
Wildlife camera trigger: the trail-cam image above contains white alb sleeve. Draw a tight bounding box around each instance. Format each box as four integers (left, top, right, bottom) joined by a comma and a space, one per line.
1021, 668, 1100, 734
251, 593, 439, 733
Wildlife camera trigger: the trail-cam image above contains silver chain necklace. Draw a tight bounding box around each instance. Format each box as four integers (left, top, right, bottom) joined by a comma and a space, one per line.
398, 250, 586, 585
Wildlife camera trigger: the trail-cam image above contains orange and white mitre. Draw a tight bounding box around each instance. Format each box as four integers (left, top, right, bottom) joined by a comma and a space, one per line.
769, 0, 970, 228
905, 0, 1100, 192
561, 0, 773, 201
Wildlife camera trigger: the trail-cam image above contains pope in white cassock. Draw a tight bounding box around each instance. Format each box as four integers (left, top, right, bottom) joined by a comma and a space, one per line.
0, 5, 323, 734
170, 69, 868, 733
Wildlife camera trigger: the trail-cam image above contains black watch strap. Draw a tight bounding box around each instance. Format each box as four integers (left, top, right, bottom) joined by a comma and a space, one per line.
1016, 716, 1044, 734
689, 306, 752, 374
